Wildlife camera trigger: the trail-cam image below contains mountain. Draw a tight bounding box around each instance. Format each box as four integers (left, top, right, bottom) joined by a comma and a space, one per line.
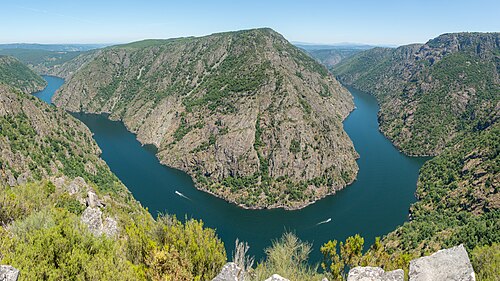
0, 55, 46, 93
0, 56, 227, 281
53, 28, 359, 210
334, 32, 500, 156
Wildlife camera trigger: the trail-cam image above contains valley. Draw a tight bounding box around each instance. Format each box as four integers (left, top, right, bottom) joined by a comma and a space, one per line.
0, 11, 497, 278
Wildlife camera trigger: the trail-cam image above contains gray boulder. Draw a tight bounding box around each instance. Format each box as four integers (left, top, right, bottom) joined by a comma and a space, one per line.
409, 244, 475, 281
0, 265, 19, 281
81, 207, 103, 236
67, 176, 86, 195
81, 207, 118, 238
347, 266, 404, 281
86, 190, 102, 207
102, 217, 119, 237
264, 274, 290, 281
211, 262, 243, 281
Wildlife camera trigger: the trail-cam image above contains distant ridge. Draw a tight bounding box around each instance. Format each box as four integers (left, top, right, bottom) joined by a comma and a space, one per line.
0, 43, 109, 52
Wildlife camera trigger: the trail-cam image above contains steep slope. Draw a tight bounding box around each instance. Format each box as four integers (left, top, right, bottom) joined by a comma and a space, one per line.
334, 33, 500, 156
54, 28, 359, 209
0, 55, 46, 93
0, 69, 226, 280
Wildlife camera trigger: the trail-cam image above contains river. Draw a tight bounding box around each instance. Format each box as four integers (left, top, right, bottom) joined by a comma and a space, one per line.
34, 75, 428, 263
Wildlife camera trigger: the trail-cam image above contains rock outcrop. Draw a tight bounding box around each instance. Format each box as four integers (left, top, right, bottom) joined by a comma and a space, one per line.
345, 245, 476, 281
347, 266, 404, 281
264, 274, 290, 281
211, 262, 243, 281
409, 244, 476, 281
0, 265, 19, 281
54, 28, 359, 210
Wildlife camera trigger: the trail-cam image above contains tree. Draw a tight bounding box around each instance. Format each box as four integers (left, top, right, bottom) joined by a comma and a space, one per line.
321, 234, 365, 281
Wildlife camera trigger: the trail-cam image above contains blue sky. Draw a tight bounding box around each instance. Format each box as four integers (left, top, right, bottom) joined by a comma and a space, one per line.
2, 0, 499, 46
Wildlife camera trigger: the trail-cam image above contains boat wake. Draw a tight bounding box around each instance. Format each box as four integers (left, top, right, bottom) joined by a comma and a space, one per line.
316, 218, 332, 226
175, 190, 191, 200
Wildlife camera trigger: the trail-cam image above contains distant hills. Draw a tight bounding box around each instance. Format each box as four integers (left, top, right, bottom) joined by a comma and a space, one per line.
294, 42, 380, 70
293, 42, 383, 51
0, 43, 108, 52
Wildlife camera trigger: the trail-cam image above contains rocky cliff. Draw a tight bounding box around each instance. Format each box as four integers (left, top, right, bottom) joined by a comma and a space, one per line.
334, 32, 500, 156
0, 56, 46, 94
53, 28, 359, 209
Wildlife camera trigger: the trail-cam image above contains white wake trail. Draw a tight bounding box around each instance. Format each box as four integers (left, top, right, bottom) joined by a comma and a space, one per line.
175, 190, 191, 200
316, 218, 332, 226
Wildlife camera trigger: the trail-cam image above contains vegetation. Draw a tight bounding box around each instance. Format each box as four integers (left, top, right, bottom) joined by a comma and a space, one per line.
470, 243, 500, 281
250, 233, 324, 281
0, 77, 227, 280
321, 234, 364, 280
0, 55, 46, 93
0, 181, 227, 281
0, 88, 122, 194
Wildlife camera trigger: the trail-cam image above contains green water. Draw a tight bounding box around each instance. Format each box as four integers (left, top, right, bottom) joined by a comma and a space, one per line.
34, 75, 428, 263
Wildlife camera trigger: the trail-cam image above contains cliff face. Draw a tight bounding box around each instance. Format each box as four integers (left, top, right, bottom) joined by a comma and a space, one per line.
334, 33, 500, 156
0, 83, 122, 194
53, 28, 359, 209
0, 56, 46, 94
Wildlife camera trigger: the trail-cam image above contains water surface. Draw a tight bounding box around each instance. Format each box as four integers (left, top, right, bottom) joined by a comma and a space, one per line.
35, 76, 428, 263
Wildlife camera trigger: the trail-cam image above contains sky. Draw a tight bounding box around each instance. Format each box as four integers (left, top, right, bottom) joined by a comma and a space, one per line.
2, 0, 499, 46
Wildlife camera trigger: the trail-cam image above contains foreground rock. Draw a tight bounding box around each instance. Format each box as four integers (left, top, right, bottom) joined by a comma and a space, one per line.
409, 244, 475, 281
0, 265, 19, 281
81, 206, 118, 237
265, 274, 290, 281
264, 274, 290, 281
347, 266, 403, 281
211, 262, 243, 281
